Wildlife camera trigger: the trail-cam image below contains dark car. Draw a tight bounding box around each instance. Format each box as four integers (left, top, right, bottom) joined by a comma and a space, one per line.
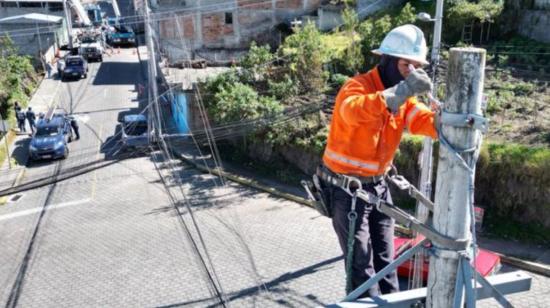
29, 116, 73, 161
62, 55, 88, 80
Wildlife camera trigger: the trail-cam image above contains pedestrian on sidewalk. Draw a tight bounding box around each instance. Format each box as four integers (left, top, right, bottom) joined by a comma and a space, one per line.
16, 108, 26, 133
26, 107, 36, 133
316, 24, 436, 298
46, 61, 53, 79
69, 116, 80, 140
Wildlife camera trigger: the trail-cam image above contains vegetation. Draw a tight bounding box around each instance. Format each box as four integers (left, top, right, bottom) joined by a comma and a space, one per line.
201, 22, 327, 153
199, 2, 550, 243
0, 36, 39, 130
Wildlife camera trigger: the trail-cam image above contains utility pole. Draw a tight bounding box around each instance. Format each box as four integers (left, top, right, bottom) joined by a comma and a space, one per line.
112, 0, 122, 18
416, 0, 444, 224
426, 47, 486, 307
63, 0, 74, 50
35, 21, 45, 73
144, 0, 162, 140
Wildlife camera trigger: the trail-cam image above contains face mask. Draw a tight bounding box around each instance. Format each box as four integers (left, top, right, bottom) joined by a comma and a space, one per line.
378, 55, 404, 89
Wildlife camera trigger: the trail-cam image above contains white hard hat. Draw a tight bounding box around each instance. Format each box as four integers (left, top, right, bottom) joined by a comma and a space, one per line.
372, 24, 429, 65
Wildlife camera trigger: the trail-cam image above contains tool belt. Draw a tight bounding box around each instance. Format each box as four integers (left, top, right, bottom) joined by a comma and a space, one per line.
316, 164, 384, 190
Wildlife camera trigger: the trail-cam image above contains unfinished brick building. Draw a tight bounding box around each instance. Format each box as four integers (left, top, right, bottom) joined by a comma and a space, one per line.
151, 0, 322, 64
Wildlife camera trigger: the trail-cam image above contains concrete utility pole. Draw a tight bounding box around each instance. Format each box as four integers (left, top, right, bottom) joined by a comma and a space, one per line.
111, 0, 121, 18
416, 0, 444, 224
426, 47, 486, 307
63, 0, 74, 50
144, 0, 162, 140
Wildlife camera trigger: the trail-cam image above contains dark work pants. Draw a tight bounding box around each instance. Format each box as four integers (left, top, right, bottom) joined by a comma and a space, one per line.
330, 180, 399, 298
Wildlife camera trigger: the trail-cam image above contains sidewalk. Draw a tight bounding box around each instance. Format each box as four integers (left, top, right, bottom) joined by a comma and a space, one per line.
0, 75, 61, 194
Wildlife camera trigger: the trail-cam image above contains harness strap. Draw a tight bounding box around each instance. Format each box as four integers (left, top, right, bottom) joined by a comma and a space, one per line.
345, 192, 358, 294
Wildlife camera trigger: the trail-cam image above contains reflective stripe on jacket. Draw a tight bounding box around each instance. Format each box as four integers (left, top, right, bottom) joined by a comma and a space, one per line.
323, 66, 437, 177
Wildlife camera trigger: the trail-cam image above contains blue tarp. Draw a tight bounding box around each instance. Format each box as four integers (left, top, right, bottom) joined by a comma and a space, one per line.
171, 92, 189, 134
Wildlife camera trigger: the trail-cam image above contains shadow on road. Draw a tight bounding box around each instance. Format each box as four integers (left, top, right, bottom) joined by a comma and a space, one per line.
93, 62, 143, 85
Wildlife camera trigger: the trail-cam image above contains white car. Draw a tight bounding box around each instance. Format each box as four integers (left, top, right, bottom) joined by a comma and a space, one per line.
79, 36, 104, 62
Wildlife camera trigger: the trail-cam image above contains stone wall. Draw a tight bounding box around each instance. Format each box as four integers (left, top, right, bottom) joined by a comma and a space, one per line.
504, 0, 550, 43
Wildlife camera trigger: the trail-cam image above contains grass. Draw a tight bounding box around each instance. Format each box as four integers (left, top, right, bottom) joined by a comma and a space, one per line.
0, 130, 16, 168
483, 214, 550, 245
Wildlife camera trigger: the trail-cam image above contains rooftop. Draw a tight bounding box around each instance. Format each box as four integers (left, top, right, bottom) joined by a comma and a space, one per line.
0, 13, 63, 24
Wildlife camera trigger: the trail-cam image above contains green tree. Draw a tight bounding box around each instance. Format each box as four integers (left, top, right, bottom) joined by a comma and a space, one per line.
208, 81, 282, 124
341, 7, 363, 74
279, 21, 327, 95
357, 3, 417, 68
240, 41, 274, 83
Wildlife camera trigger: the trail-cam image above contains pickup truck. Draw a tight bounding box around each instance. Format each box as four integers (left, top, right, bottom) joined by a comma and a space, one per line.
79, 35, 104, 62
107, 25, 136, 47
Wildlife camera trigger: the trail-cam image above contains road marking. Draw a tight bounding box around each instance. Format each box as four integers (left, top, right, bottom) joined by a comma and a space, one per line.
0, 198, 91, 222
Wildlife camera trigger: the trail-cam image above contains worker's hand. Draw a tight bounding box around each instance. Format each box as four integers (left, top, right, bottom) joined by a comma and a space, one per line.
383, 69, 433, 113
403, 69, 433, 96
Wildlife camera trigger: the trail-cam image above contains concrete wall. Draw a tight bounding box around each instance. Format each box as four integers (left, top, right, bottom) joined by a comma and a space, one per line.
156, 0, 321, 63
157, 0, 405, 63
517, 10, 550, 43
504, 0, 550, 43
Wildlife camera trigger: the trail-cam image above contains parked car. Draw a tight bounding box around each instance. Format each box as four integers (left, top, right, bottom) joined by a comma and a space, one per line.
29, 116, 73, 161
62, 55, 88, 80
107, 25, 136, 47
121, 114, 150, 150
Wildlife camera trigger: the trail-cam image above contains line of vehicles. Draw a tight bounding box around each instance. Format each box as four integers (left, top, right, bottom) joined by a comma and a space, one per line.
30, 5, 146, 163
57, 10, 137, 81
29, 108, 150, 163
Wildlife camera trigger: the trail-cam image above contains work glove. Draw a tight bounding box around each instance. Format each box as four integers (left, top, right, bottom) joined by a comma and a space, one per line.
383, 69, 433, 113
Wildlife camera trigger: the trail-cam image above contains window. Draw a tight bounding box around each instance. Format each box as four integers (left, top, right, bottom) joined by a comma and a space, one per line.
48, 3, 64, 12
20, 2, 43, 8
225, 12, 233, 25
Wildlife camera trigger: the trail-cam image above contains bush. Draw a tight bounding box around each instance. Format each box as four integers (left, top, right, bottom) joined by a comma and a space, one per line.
358, 3, 417, 68
330, 73, 350, 88
279, 22, 327, 94
208, 81, 283, 124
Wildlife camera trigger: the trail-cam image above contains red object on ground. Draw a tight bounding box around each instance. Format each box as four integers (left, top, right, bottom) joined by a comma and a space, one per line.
394, 236, 501, 281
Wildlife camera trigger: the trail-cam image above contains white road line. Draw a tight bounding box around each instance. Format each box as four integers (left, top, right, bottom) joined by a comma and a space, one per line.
0, 198, 91, 222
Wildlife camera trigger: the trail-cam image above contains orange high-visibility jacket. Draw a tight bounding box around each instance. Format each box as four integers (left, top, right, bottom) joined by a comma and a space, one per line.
323, 67, 437, 177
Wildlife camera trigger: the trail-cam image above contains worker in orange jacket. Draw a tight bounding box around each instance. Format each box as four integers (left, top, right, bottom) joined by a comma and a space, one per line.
318, 24, 437, 297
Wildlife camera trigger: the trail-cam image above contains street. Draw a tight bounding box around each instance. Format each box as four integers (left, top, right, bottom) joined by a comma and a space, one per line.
0, 48, 348, 307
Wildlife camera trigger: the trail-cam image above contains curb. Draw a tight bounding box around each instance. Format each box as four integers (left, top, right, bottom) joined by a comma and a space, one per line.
496, 253, 550, 278
170, 147, 550, 278
173, 151, 315, 208
13, 168, 26, 188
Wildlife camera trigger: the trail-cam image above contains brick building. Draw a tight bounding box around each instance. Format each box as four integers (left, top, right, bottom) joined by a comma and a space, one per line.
152, 0, 322, 63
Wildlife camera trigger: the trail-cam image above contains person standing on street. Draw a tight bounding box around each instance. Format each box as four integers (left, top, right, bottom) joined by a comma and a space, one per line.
46, 61, 53, 79
70, 116, 80, 140
15, 107, 26, 133
318, 24, 438, 298
26, 107, 36, 133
